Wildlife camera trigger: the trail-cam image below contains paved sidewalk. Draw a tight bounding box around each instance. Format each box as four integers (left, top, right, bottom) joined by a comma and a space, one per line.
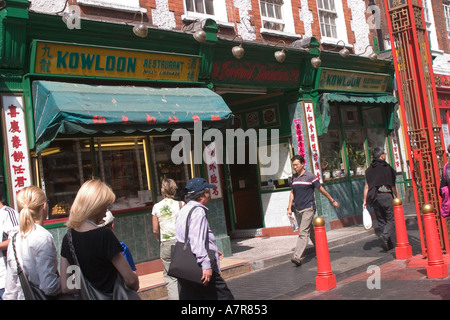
137, 203, 426, 300
137, 222, 379, 299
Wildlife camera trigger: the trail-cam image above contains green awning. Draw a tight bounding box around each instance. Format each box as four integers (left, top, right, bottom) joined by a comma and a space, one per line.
317, 92, 398, 135
32, 81, 233, 152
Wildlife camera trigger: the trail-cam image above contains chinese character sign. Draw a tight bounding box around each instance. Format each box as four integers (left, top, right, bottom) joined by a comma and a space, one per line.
391, 132, 402, 173
2, 96, 32, 209
204, 142, 222, 199
303, 102, 323, 183
293, 119, 305, 158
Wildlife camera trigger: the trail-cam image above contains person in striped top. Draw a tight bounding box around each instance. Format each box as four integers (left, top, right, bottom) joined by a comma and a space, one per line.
287, 155, 339, 266
0, 195, 19, 299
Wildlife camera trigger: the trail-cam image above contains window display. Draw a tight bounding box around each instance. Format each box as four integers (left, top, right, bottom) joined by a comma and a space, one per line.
37, 136, 151, 220
318, 130, 344, 180
150, 136, 193, 201
318, 103, 387, 182
259, 140, 292, 190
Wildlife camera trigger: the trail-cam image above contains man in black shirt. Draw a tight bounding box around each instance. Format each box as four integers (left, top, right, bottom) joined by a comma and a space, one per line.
363, 147, 398, 251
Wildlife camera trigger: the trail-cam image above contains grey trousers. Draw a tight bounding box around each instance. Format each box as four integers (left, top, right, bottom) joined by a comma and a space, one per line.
293, 207, 316, 261
373, 193, 395, 241
160, 240, 180, 300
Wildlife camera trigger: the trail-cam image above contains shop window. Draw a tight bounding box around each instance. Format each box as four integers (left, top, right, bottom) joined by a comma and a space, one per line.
345, 130, 367, 177
150, 136, 194, 201
36, 139, 93, 219
363, 106, 383, 125
367, 128, 386, 153
259, 140, 292, 190
318, 130, 344, 180
318, 103, 387, 182
94, 137, 150, 211
341, 106, 361, 126
37, 136, 151, 220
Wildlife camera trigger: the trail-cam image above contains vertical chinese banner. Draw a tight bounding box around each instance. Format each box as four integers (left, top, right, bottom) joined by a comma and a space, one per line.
2, 96, 32, 209
303, 102, 322, 183
204, 142, 222, 199
293, 119, 306, 157
391, 132, 402, 173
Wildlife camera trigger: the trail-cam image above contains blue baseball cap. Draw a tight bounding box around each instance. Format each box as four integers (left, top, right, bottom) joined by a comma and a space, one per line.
185, 177, 216, 193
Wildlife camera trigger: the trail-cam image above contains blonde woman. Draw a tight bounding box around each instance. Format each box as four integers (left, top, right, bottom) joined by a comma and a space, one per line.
152, 178, 184, 300
3, 186, 61, 299
60, 180, 139, 297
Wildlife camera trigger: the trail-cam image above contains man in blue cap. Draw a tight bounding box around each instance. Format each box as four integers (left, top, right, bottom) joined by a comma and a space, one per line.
174, 177, 234, 300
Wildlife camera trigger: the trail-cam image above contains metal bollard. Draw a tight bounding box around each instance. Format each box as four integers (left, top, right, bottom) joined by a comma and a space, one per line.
422, 204, 448, 278
393, 198, 412, 259
313, 216, 336, 291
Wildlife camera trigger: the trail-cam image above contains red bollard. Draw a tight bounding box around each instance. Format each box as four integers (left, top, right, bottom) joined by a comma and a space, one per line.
313, 216, 336, 291
393, 198, 412, 259
422, 204, 448, 279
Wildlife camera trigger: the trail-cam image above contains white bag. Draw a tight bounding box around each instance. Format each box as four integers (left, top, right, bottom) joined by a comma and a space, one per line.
362, 207, 372, 230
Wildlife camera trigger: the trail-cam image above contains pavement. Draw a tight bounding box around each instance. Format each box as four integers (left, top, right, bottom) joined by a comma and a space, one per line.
137, 203, 450, 300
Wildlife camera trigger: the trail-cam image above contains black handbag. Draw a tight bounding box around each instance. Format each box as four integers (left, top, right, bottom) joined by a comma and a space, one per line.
11, 233, 48, 300
168, 207, 216, 284
67, 229, 140, 300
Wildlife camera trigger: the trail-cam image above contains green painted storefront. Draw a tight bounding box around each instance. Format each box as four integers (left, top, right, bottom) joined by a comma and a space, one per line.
0, 0, 409, 269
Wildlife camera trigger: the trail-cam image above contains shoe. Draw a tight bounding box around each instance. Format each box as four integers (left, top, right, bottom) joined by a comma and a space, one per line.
387, 238, 395, 251
379, 236, 389, 251
291, 258, 302, 267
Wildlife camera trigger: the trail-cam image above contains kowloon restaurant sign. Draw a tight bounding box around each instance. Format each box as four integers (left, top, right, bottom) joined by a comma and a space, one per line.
317, 68, 390, 93
30, 40, 200, 82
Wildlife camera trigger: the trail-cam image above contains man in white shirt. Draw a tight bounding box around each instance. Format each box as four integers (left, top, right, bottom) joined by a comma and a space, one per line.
0, 196, 19, 299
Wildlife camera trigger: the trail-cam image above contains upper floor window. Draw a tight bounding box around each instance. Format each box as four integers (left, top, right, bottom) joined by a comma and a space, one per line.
444, 4, 450, 49
185, 0, 215, 15
77, 0, 144, 13
260, 0, 284, 31
421, 0, 438, 50
317, 0, 337, 39
182, 0, 228, 26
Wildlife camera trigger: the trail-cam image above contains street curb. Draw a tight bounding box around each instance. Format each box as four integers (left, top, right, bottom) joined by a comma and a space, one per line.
246, 227, 377, 272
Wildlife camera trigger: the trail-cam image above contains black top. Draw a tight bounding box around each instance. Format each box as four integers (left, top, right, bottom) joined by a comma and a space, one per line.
61, 227, 123, 293
365, 159, 396, 188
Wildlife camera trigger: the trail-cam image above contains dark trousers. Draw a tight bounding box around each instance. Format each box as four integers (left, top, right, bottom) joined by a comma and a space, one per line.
178, 272, 234, 300
373, 193, 395, 241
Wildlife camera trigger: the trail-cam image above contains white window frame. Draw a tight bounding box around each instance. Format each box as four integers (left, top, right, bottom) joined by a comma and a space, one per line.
259, 0, 297, 36
422, 0, 439, 52
444, 4, 450, 49
77, 0, 146, 13
316, 0, 349, 45
181, 0, 229, 27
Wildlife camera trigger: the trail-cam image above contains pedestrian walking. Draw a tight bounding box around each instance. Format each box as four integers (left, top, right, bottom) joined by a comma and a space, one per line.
99, 210, 137, 273
152, 178, 184, 300
287, 155, 339, 266
363, 147, 398, 251
0, 190, 19, 299
59, 179, 139, 297
3, 186, 61, 300
175, 177, 234, 300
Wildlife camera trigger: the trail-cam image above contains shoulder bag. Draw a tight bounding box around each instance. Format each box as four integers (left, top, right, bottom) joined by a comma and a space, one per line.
168, 206, 216, 284
67, 229, 140, 300
11, 233, 48, 300
441, 163, 450, 218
